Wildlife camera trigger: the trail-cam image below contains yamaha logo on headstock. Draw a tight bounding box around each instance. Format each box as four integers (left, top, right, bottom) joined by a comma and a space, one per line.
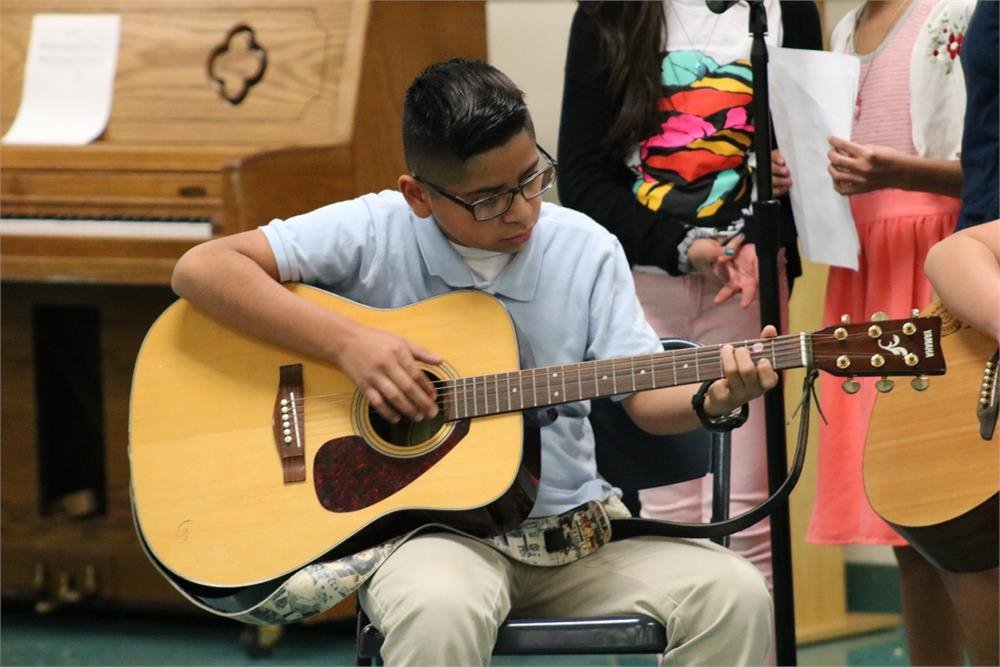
923, 329, 936, 358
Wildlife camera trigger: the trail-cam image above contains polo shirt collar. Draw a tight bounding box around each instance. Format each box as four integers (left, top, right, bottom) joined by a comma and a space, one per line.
413, 214, 542, 302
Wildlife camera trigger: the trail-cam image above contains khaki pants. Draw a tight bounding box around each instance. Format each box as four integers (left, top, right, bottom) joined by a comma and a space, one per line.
359, 532, 772, 666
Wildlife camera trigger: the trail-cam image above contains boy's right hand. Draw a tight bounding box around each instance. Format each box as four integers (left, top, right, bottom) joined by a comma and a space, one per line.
335, 325, 443, 424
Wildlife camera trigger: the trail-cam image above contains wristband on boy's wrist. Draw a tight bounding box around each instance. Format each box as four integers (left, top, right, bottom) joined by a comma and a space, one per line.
691, 380, 749, 432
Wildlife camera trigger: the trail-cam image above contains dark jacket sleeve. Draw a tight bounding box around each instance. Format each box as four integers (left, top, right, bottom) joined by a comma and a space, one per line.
557, 6, 690, 275
780, 0, 823, 50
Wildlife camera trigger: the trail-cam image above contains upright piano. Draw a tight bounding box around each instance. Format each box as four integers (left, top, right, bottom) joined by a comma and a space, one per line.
0, 0, 486, 612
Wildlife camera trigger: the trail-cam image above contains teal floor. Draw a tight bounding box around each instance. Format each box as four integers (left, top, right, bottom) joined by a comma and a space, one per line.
1, 604, 908, 666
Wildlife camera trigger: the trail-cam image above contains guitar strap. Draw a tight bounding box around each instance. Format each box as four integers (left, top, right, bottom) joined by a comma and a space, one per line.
224, 532, 410, 626
222, 498, 627, 626
610, 369, 820, 542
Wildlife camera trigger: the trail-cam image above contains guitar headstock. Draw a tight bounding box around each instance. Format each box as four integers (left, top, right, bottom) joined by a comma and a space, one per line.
812, 315, 946, 378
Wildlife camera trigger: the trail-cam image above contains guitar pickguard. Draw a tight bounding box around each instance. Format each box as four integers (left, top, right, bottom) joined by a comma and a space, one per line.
313, 419, 471, 512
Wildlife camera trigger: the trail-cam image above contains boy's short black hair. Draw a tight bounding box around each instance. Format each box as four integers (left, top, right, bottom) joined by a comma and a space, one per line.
403, 58, 534, 184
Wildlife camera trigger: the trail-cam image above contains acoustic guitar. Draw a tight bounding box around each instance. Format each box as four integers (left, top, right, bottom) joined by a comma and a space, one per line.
129, 283, 945, 612
865, 299, 999, 572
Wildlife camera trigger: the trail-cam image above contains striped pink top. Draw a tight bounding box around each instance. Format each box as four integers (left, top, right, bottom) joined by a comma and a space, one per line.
850, 0, 936, 154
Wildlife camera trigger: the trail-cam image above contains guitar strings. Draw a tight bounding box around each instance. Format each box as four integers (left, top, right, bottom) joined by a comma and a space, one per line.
280, 330, 910, 420
287, 354, 886, 416
300, 348, 810, 427
278, 334, 896, 421
293, 346, 893, 431
178, 332, 916, 444
281, 336, 805, 407
300, 355, 815, 431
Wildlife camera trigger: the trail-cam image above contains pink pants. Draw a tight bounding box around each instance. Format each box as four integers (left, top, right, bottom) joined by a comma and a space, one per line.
631, 266, 789, 593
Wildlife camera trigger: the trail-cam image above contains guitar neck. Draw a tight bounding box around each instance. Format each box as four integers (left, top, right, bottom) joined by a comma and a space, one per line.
440, 333, 810, 421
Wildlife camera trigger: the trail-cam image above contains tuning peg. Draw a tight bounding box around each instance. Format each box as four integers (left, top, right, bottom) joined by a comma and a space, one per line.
876, 377, 895, 393
870, 311, 889, 322
841, 378, 860, 394
840, 314, 851, 324
911, 308, 920, 317
911, 376, 929, 391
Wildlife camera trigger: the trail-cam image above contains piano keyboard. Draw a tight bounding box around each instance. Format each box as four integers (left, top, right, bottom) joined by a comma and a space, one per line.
0, 216, 214, 240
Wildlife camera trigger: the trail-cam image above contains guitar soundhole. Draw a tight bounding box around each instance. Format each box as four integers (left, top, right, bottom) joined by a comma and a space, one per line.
358, 369, 451, 456
370, 407, 445, 448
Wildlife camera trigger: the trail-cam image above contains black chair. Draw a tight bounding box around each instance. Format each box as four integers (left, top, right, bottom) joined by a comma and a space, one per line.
356, 339, 733, 665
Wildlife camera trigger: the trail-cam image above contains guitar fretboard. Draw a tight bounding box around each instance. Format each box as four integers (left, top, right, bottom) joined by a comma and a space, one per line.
439, 334, 810, 421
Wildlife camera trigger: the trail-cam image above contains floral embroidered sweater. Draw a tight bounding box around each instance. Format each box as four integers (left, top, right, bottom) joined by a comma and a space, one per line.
830, 0, 975, 161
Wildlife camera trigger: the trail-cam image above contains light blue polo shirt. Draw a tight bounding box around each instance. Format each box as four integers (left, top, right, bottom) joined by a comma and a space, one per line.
260, 190, 661, 517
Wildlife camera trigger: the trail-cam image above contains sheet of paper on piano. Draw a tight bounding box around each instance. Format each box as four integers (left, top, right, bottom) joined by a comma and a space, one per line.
2, 14, 120, 146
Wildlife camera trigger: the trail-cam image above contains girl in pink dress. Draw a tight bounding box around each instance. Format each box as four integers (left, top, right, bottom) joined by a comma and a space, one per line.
812, 1, 995, 664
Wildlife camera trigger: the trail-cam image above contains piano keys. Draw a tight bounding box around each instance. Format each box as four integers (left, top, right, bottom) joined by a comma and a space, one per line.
0, 217, 213, 240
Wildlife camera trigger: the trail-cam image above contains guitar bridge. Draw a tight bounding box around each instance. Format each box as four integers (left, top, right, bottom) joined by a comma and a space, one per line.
273, 364, 305, 483
978, 349, 999, 441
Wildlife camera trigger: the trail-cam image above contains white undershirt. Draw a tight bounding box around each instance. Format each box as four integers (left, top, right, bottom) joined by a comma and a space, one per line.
449, 240, 514, 283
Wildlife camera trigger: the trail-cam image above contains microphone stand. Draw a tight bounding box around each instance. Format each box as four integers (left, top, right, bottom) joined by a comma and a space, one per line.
744, 1, 797, 664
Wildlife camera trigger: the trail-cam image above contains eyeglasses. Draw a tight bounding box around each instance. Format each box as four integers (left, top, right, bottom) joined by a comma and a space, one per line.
415, 145, 558, 222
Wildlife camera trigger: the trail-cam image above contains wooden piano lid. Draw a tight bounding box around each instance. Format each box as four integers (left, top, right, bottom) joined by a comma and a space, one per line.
1, 0, 368, 161
0, 1, 487, 285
